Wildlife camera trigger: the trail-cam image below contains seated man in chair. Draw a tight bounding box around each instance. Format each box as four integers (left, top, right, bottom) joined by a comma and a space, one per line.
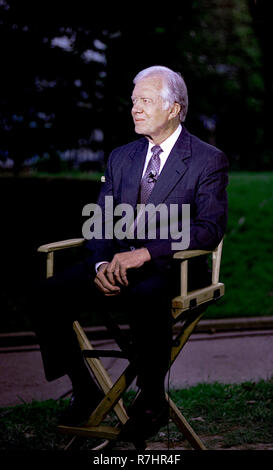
32, 65, 228, 442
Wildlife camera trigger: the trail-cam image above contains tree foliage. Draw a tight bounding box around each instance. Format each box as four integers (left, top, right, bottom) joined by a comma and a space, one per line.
0, 0, 271, 172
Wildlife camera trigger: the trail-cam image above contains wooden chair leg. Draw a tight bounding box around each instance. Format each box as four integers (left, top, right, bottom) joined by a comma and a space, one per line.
165, 310, 207, 450
73, 320, 129, 425
60, 318, 207, 450
166, 394, 206, 450
59, 321, 139, 447
85, 362, 137, 427
170, 310, 205, 365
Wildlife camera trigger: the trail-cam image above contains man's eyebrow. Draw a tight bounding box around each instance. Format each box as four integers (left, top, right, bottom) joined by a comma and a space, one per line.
131, 95, 152, 100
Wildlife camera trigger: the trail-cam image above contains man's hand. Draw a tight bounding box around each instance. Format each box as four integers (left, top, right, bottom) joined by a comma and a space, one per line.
105, 248, 151, 287
94, 248, 151, 296
94, 262, 121, 296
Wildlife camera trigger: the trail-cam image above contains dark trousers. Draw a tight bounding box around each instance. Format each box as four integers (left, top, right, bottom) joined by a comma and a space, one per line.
31, 258, 178, 399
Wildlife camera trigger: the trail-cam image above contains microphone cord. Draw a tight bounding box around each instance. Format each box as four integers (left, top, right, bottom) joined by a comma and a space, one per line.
166, 359, 172, 451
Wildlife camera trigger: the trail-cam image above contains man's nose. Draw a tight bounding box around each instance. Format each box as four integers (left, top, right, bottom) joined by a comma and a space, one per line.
132, 101, 143, 113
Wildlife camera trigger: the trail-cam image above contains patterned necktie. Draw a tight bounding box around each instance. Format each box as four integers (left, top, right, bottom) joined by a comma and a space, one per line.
140, 145, 163, 204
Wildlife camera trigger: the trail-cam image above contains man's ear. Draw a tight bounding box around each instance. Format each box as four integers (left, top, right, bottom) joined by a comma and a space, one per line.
168, 102, 181, 119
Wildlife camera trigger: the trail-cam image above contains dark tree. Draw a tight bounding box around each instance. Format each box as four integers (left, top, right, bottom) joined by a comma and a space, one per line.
0, 1, 268, 172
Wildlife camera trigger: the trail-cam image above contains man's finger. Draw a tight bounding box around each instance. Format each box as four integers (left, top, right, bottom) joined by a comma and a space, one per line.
95, 270, 120, 294
95, 277, 120, 295
94, 276, 111, 294
113, 263, 128, 286
97, 274, 120, 292
119, 265, 129, 286
105, 264, 116, 286
114, 265, 122, 285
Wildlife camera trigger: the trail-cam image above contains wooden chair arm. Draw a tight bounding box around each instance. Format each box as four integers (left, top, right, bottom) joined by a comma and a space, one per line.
37, 238, 85, 278
38, 238, 85, 253
172, 241, 224, 319
173, 249, 212, 260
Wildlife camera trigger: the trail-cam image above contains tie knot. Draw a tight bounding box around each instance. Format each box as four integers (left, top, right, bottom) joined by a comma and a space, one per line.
151, 145, 163, 157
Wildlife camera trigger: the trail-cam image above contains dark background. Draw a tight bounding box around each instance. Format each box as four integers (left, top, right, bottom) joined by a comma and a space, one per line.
0, 0, 272, 331
1, 0, 272, 172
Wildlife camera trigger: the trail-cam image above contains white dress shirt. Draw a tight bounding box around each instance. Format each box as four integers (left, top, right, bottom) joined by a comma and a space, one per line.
141, 124, 182, 177
95, 124, 182, 272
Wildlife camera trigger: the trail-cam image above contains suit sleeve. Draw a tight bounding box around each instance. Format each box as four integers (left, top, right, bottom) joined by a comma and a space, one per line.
85, 151, 117, 268
143, 150, 229, 263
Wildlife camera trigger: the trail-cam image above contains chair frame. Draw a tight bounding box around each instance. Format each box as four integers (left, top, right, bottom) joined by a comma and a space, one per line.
38, 238, 224, 450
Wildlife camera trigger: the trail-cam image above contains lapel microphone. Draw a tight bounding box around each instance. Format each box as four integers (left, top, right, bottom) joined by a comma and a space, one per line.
147, 171, 157, 183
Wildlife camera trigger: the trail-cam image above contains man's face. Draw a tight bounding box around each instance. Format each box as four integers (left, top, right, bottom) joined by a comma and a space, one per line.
131, 76, 172, 141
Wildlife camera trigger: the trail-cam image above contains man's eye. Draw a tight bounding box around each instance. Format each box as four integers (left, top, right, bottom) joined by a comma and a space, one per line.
143, 99, 151, 104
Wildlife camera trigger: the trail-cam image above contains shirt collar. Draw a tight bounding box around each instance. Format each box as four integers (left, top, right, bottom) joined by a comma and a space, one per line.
148, 124, 182, 154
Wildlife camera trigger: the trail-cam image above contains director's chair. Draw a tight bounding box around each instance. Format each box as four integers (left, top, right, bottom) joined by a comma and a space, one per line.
38, 237, 224, 450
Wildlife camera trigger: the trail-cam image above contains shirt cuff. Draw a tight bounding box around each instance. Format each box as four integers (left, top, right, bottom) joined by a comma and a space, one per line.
95, 261, 108, 273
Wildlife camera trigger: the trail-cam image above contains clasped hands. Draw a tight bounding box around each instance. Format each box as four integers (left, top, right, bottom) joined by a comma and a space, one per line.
94, 248, 151, 296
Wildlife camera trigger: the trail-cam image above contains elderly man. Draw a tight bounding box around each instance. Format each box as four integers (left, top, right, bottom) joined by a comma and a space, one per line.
32, 65, 228, 441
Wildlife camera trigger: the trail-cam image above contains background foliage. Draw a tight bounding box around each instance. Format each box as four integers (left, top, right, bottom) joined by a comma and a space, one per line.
0, 0, 272, 173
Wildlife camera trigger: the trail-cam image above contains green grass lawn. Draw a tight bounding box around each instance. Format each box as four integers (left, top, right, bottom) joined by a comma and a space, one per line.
205, 171, 273, 319
1, 378, 272, 450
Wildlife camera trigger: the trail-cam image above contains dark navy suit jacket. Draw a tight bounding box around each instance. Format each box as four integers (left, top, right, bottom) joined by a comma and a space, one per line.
86, 126, 228, 284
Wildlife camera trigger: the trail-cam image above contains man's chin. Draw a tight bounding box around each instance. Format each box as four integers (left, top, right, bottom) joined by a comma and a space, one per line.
134, 124, 148, 136
134, 125, 143, 135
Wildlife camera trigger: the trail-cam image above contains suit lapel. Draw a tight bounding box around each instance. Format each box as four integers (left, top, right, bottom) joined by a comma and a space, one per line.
121, 138, 148, 207
148, 126, 191, 206
120, 127, 191, 208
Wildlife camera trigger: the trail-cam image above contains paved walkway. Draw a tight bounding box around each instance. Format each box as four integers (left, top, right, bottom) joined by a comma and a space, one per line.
1, 322, 273, 408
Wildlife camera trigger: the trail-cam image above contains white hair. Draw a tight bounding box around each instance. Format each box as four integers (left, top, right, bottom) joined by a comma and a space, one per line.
133, 65, 188, 122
